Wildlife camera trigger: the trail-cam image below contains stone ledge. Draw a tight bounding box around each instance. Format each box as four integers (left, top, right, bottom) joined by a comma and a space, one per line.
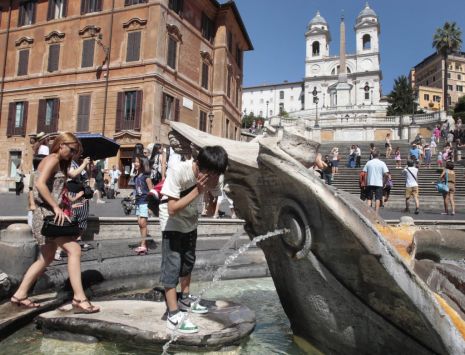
36, 299, 255, 351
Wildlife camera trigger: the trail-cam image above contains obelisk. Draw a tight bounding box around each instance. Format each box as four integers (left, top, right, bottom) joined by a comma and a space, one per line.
335, 13, 352, 106
338, 14, 347, 82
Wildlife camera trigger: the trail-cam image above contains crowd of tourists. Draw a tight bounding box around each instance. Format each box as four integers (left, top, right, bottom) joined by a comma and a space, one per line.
10, 130, 232, 334
311, 130, 460, 216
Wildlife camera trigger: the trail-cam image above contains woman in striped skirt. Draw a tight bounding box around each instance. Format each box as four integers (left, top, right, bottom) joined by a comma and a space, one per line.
67, 155, 92, 249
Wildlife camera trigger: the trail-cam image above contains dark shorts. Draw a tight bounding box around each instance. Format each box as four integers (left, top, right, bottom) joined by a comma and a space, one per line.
160, 230, 197, 288
367, 186, 383, 201
332, 160, 339, 167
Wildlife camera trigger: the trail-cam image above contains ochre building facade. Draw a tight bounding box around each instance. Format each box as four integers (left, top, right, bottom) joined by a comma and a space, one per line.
0, 0, 252, 190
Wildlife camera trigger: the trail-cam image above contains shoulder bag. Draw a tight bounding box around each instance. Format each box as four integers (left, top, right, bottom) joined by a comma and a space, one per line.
436, 170, 449, 194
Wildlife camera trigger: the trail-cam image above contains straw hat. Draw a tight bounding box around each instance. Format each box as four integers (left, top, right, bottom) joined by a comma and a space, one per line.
36, 132, 45, 140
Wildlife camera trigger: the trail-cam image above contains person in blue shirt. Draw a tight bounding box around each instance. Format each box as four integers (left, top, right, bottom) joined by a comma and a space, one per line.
409, 144, 420, 164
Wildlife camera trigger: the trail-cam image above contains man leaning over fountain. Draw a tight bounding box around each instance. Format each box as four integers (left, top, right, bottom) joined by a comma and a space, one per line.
158, 145, 228, 333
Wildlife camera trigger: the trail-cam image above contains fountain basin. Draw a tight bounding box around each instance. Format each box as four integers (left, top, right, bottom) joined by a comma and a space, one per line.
36, 299, 255, 351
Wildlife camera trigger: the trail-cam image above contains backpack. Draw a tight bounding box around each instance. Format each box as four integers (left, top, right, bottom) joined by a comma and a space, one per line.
359, 171, 367, 188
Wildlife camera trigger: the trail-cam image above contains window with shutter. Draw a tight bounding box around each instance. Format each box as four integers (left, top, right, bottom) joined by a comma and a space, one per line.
134, 90, 143, 131
199, 111, 207, 132
201, 13, 214, 42
52, 98, 60, 132
17, 49, 29, 76
167, 36, 177, 69
115, 92, 124, 132
40, 98, 59, 133
47, 44, 60, 72
37, 99, 46, 133
174, 98, 180, 122
201, 62, 209, 90
18, 1, 36, 27
227, 70, 232, 98
77, 95, 91, 132
119, 91, 141, 130
6, 101, 28, 136
168, 0, 183, 14
7, 103, 15, 137
81, 39, 95, 68
126, 31, 141, 62
124, 0, 147, 6
47, 0, 66, 20
162, 93, 174, 121
81, 0, 102, 15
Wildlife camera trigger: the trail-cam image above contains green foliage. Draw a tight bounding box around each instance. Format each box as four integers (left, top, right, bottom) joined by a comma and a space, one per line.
241, 112, 264, 128
280, 110, 289, 118
432, 22, 462, 111
433, 22, 462, 56
386, 75, 415, 116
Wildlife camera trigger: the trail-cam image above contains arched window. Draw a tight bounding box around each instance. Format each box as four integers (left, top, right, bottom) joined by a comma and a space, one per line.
362, 34, 371, 50
331, 65, 352, 75
312, 41, 320, 56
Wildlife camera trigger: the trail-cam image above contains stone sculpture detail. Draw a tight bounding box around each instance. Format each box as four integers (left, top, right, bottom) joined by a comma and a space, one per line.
169, 122, 465, 354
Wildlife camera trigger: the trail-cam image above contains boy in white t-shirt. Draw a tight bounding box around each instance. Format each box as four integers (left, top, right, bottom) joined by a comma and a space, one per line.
159, 146, 228, 333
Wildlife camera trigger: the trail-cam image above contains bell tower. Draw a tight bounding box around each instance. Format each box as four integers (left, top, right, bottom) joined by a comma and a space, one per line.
305, 11, 331, 60
355, 2, 380, 54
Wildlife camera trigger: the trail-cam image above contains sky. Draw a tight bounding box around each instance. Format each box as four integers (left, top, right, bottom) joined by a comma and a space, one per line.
233, 0, 465, 95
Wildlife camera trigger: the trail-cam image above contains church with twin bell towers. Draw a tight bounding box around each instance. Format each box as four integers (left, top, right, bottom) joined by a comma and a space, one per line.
242, 3, 390, 141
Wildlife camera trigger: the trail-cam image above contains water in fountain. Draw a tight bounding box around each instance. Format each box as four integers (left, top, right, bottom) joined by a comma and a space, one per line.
200, 230, 244, 279
162, 228, 288, 355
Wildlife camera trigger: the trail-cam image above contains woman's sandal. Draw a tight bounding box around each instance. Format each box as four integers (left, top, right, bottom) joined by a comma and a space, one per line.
72, 298, 100, 314
10, 296, 40, 309
134, 246, 148, 255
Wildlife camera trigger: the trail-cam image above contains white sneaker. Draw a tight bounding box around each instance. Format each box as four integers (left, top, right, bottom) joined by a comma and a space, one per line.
96, 199, 106, 204
166, 311, 199, 333
178, 295, 208, 314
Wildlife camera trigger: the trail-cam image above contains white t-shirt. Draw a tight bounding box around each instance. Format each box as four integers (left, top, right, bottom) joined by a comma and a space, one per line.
363, 158, 389, 187
402, 167, 418, 188
166, 147, 182, 177
159, 160, 220, 232
38, 145, 49, 155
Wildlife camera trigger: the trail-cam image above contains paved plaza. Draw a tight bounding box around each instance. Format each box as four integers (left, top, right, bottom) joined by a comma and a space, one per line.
1, 192, 462, 221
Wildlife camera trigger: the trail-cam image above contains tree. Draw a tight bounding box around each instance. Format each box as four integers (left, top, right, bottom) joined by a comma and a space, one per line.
454, 95, 465, 119
386, 75, 414, 116
432, 22, 462, 112
241, 112, 255, 128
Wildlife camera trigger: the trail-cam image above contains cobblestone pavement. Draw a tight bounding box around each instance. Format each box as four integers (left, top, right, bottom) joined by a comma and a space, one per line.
0, 193, 463, 221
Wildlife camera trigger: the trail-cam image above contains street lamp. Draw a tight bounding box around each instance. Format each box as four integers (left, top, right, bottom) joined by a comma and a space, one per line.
312, 87, 320, 128
266, 100, 269, 119
412, 92, 418, 125
208, 112, 214, 133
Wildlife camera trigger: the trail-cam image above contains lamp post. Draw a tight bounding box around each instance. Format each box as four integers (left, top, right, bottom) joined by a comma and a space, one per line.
266, 100, 269, 119
91, 32, 110, 135
312, 87, 320, 128
208, 112, 214, 133
412, 92, 418, 125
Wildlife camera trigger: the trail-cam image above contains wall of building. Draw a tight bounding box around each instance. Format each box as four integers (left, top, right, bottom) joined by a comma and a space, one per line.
0, 0, 252, 190
242, 82, 303, 118
413, 52, 465, 108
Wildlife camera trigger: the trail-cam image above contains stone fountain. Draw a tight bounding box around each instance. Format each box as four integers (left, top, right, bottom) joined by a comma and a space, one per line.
169, 122, 465, 354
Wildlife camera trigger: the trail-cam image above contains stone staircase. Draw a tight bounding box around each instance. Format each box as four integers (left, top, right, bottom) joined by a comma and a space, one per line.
319, 141, 465, 210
